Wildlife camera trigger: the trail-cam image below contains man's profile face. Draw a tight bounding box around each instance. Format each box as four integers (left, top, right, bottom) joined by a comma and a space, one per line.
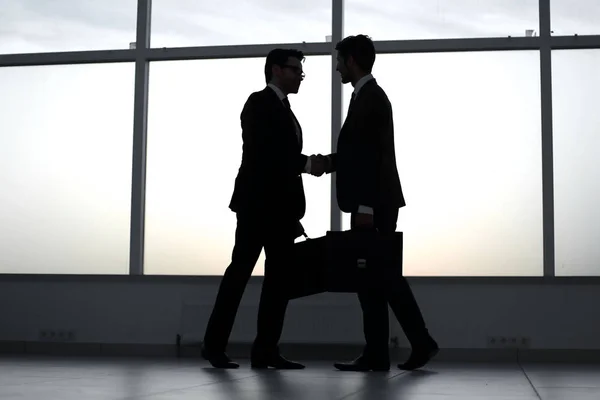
335, 52, 351, 84
277, 57, 304, 94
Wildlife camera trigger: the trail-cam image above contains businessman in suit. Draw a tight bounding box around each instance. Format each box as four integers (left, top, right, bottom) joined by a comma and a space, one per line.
321, 35, 438, 371
201, 48, 326, 369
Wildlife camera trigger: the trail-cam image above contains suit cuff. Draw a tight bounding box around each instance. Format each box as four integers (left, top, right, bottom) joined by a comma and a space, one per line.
325, 155, 332, 173
303, 157, 312, 173
358, 205, 374, 214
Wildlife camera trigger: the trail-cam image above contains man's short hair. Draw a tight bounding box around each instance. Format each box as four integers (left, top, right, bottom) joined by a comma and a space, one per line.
335, 34, 376, 73
264, 48, 305, 84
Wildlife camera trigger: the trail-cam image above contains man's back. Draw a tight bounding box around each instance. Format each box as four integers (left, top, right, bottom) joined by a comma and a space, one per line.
336, 79, 405, 213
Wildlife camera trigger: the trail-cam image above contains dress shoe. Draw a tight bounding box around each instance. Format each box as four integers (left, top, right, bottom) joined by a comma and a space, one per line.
251, 353, 305, 369
201, 344, 239, 369
398, 339, 439, 370
334, 355, 390, 372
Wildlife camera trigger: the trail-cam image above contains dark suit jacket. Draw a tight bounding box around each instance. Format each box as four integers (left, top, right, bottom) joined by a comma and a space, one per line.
329, 79, 405, 213
229, 86, 308, 223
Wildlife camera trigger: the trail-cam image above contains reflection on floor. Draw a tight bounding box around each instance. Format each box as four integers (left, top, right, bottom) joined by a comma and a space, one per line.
1, 355, 599, 399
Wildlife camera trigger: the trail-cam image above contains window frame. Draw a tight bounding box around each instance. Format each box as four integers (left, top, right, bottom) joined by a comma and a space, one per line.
1, 0, 600, 279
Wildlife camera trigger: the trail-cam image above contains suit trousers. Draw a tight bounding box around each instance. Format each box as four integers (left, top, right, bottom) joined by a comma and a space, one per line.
203, 212, 294, 355
351, 208, 429, 358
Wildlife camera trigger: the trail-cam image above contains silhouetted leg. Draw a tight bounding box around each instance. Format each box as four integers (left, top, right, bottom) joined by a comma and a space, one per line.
376, 208, 438, 369
383, 268, 438, 370
357, 289, 390, 360
333, 212, 395, 371
373, 207, 433, 348
203, 214, 263, 353
253, 230, 293, 354
383, 269, 430, 347
353, 211, 394, 360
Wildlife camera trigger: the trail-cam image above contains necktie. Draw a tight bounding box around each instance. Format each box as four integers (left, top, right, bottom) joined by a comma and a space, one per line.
283, 98, 301, 144
348, 92, 356, 115
283, 97, 291, 109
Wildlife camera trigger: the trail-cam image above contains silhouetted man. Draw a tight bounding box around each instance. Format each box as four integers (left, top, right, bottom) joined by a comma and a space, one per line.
201, 49, 325, 369
323, 34, 439, 371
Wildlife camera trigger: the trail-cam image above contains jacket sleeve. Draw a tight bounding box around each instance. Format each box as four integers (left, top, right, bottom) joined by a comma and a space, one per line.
326, 153, 337, 173
241, 93, 309, 180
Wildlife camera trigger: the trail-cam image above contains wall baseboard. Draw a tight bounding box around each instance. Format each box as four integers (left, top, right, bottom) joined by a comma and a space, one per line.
1, 340, 599, 363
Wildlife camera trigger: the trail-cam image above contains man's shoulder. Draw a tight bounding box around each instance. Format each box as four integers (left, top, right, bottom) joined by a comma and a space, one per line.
243, 87, 274, 113
360, 80, 391, 109
247, 87, 271, 102
363, 79, 388, 98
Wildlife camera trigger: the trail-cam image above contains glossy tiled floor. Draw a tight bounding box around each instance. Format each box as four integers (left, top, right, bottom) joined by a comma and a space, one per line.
0, 356, 599, 400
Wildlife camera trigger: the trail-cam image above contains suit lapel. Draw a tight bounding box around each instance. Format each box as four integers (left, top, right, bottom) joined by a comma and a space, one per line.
265, 87, 302, 149
289, 108, 303, 148
340, 79, 376, 140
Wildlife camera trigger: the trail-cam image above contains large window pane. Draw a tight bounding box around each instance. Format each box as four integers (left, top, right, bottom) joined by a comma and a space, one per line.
551, 0, 600, 36
0, 64, 134, 274
150, 0, 332, 48
344, 0, 539, 40
553, 50, 600, 276
0, 0, 138, 54
341, 52, 543, 276
145, 56, 331, 276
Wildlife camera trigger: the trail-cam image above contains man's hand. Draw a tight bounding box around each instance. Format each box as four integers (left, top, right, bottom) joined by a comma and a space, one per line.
309, 154, 326, 176
318, 154, 333, 174
354, 212, 374, 229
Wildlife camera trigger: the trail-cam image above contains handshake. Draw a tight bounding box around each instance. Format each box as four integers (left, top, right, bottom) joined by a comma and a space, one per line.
308, 154, 332, 177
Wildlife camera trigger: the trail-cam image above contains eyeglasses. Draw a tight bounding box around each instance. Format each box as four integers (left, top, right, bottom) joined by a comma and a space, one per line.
280, 64, 305, 78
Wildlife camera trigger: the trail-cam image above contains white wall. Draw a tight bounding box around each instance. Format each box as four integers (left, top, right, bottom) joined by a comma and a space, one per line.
0, 278, 599, 350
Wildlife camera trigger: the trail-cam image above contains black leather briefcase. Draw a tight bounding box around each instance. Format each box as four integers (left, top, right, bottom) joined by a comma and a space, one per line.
286, 230, 403, 299
285, 234, 329, 299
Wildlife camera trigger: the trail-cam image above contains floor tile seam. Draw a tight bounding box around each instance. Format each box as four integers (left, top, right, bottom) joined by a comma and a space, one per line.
0, 375, 116, 387
116, 373, 260, 400
334, 371, 409, 400
518, 356, 543, 400
533, 385, 600, 389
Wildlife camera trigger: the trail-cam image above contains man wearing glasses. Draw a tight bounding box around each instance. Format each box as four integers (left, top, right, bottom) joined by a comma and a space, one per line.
201, 49, 325, 369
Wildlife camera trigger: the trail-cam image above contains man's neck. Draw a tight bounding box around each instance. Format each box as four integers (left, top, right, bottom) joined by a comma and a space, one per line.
351, 72, 369, 87
269, 81, 288, 96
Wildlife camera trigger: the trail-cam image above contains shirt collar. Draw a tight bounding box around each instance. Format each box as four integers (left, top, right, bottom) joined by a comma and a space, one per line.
267, 83, 287, 101
353, 74, 374, 96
